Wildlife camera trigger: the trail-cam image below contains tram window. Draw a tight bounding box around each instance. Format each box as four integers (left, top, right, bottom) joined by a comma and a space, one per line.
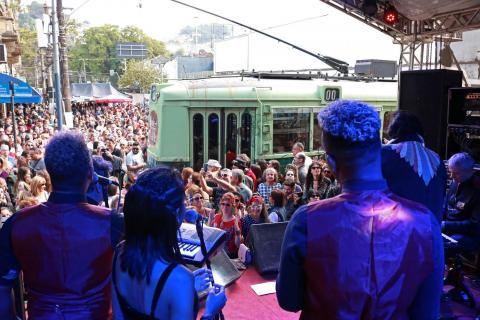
192, 114, 204, 171
208, 113, 219, 161
272, 108, 310, 153
382, 111, 395, 141
313, 112, 322, 150
240, 113, 252, 157
226, 114, 238, 168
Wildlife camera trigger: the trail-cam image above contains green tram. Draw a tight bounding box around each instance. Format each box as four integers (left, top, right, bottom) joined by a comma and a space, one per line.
147, 76, 398, 170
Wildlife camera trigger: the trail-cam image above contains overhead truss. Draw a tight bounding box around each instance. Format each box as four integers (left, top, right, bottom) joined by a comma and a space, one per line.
319, 0, 480, 74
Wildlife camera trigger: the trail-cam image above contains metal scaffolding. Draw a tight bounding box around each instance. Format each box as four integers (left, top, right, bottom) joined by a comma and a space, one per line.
319, 1, 480, 73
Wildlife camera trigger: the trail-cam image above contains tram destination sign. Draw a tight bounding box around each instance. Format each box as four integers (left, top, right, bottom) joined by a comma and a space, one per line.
116, 42, 147, 59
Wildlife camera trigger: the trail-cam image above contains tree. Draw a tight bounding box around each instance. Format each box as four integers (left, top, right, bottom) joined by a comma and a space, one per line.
19, 1, 44, 29
121, 25, 170, 59
69, 24, 123, 82
68, 25, 170, 83
19, 27, 37, 84
118, 60, 162, 92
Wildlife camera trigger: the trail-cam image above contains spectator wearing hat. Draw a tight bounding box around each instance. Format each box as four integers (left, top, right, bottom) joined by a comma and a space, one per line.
206, 159, 222, 178
200, 168, 233, 210
232, 154, 257, 192
240, 194, 270, 242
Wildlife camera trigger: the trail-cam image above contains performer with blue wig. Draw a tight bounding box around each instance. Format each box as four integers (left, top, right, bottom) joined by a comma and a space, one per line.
276, 100, 443, 319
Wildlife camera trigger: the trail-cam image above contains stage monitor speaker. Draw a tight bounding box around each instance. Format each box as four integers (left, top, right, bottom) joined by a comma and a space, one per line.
399, 70, 462, 158
248, 222, 288, 275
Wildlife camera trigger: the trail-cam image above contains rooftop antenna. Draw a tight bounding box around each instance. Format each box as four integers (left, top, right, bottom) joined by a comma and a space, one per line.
170, 0, 349, 74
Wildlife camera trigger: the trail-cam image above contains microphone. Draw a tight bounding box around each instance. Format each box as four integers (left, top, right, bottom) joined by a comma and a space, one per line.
94, 173, 120, 186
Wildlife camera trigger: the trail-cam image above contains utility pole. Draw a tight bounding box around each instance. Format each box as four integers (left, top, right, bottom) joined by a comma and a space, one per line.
51, 0, 63, 131
57, 0, 72, 113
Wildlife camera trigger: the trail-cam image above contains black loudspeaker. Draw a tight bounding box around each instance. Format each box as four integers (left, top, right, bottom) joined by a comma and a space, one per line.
248, 222, 288, 275
399, 70, 462, 158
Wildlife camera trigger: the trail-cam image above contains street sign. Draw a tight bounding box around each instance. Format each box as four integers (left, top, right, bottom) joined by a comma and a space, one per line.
115, 43, 147, 59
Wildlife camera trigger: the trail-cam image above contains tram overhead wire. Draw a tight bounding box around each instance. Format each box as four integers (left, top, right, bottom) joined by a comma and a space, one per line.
170, 0, 350, 75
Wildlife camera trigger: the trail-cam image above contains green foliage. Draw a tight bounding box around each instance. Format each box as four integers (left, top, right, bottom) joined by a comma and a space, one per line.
19, 0, 43, 29
120, 25, 170, 59
118, 60, 162, 92
19, 27, 37, 84
69, 24, 123, 82
68, 25, 170, 83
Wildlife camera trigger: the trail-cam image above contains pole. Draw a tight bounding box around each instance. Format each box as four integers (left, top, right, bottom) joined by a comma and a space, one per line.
57, 0, 72, 113
51, 0, 63, 131
9, 81, 16, 153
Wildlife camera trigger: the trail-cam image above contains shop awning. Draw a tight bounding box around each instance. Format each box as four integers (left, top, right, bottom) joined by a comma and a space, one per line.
0, 73, 42, 104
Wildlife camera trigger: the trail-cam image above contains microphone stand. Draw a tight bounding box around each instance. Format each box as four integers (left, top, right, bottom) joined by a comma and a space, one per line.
195, 218, 225, 320
116, 170, 125, 212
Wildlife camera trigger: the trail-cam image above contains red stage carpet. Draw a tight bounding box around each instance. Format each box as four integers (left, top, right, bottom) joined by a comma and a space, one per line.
199, 267, 480, 320
199, 267, 298, 320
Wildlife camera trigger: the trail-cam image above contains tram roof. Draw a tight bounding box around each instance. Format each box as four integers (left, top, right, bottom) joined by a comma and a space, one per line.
156, 77, 398, 103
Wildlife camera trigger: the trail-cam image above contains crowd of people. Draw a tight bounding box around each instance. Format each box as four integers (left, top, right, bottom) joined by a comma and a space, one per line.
0, 101, 150, 228
180, 143, 342, 257
0, 98, 479, 319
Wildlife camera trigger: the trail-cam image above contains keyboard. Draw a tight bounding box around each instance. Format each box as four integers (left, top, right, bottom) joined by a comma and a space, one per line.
178, 223, 226, 266
179, 242, 201, 259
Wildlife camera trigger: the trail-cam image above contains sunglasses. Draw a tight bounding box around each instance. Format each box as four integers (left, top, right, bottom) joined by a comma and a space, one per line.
311, 167, 321, 170
323, 170, 331, 173
220, 202, 231, 207
234, 199, 241, 203
251, 204, 262, 209
191, 196, 202, 201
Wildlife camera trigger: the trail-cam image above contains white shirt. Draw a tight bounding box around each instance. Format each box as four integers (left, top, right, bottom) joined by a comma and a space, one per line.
126, 151, 144, 175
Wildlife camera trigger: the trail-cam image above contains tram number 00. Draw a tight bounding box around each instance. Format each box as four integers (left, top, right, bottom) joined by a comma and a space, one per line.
324, 88, 340, 102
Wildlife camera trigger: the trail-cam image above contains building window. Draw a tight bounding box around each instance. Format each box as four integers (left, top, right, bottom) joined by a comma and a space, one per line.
272, 108, 310, 153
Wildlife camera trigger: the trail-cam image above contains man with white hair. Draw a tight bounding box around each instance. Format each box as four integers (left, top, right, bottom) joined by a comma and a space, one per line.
293, 152, 308, 185
443, 152, 480, 257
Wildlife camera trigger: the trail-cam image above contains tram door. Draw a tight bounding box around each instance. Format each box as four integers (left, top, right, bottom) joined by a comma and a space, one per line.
191, 109, 253, 171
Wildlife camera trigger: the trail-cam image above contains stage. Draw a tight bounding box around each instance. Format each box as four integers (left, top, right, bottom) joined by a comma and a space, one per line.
199, 266, 480, 320
199, 267, 298, 320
